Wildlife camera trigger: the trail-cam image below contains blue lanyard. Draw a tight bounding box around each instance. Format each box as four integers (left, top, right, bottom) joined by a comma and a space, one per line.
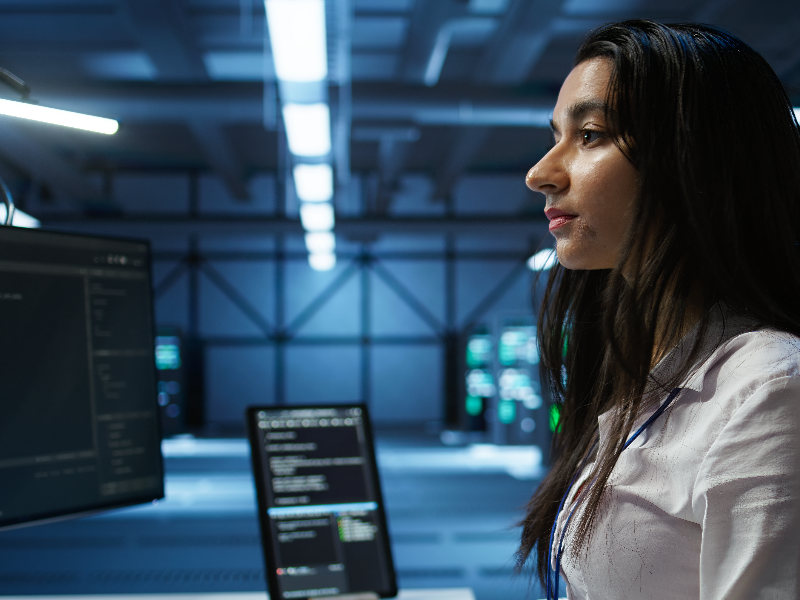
545, 387, 682, 600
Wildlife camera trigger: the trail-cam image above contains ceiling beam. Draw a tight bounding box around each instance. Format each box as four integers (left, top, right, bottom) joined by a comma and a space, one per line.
187, 121, 250, 201
472, 0, 565, 85
353, 126, 421, 214
42, 214, 549, 238
0, 119, 104, 205
374, 138, 414, 214
120, 0, 208, 81
692, 0, 800, 82
38, 88, 553, 127
399, 0, 467, 84
692, 0, 740, 24
433, 126, 492, 201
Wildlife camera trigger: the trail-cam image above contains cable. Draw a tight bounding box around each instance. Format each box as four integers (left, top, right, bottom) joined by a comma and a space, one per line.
0, 68, 30, 100
0, 175, 14, 226
0, 66, 30, 227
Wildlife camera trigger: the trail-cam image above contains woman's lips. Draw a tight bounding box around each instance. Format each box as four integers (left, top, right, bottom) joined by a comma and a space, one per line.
548, 215, 576, 230
544, 207, 577, 231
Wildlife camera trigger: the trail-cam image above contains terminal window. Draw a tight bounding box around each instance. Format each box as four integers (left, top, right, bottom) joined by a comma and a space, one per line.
0, 228, 163, 528
253, 407, 394, 599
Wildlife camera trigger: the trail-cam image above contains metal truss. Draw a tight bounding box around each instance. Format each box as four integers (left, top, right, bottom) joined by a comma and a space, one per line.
153, 236, 533, 424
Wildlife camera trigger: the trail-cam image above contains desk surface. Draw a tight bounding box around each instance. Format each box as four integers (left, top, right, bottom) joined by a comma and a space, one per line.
1, 591, 475, 600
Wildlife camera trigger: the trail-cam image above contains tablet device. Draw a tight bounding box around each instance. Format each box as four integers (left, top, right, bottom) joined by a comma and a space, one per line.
247, 404, 397, 600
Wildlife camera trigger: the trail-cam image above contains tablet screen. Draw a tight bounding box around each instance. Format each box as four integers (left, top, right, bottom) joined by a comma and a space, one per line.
247, 405, 397, 599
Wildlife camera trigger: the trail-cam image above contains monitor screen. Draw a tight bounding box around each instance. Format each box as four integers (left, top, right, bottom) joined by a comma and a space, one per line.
247, 405, 397, 600
0, 227, 164, 530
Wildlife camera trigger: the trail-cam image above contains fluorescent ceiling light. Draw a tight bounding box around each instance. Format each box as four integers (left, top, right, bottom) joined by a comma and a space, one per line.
527, 248, 558, 271
283, 103, 331, 156
294, 163, 333, 202
0, 99, 118, 134
308, 252, 336, 271
305, 231, 336, 253
0, 204, 39, 228
299, 202, 335, 231
265, 0, 328, 83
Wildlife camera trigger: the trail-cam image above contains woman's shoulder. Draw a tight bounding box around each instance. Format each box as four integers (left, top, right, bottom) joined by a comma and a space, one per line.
692, 327, 800, 397
717, 327, 800, 372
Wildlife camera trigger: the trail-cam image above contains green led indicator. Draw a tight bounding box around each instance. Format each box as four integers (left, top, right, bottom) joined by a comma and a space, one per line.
549, 404, 561, 432
465, 395, 483, 416
498, 400, 516, 424
466, 335, 492, 367
155, 344, 181, 370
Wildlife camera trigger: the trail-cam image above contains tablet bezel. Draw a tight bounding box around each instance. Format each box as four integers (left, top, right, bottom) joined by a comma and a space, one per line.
246, 403, 398, 600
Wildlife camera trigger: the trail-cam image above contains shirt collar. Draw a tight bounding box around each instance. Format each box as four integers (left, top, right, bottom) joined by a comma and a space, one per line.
596, 305, 760, 449
648, 303, 760, 394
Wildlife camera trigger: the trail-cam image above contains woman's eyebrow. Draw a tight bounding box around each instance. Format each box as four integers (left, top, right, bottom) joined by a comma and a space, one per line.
567, 99, 607, 122
550, 99, 608, 135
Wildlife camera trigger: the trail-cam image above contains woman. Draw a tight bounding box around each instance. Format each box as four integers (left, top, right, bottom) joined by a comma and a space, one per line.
519, 20, 800, 599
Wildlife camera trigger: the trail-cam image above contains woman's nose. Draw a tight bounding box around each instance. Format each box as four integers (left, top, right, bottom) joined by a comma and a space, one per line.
526, 147, 568, 195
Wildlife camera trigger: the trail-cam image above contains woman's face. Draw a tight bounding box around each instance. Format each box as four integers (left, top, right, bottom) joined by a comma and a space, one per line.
526, 57, 638, 270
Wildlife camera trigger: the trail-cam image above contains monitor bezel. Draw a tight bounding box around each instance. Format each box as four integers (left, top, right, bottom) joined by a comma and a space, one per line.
0, 226, 165, 531
246, 403, 398, 600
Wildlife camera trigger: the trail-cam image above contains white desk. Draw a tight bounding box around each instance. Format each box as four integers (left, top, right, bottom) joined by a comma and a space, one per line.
1, 591, 475, 600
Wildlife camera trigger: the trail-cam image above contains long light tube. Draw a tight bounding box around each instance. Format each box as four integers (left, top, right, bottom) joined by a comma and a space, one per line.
294, 163, 333, 202
265, 0, 328, 82
527, 248, 558, 271
300, 202, 335, 231
308, 252, 336, 271
283, 103, 331, 156
305, 231, 336, 253
0, 99, 118, 134
0, 204, 39, 228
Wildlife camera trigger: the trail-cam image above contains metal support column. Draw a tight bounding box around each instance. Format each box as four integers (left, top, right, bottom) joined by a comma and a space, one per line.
443, 232, 459, 426
275, 234, 286, 405
185, 233, 205, 428
360, 249, 371, 407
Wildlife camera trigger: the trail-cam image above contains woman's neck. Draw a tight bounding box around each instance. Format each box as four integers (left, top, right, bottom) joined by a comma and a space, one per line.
650, 295, 705, 369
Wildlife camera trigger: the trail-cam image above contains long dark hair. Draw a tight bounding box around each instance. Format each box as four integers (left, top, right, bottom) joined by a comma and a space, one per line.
518, 20, 800, 584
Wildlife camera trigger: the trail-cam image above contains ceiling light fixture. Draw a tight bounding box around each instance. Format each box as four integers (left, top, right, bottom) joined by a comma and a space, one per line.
527, 248, 558, 271
308, 252, 336, 271
265, 0, 328, 83
299, 202, 335, 232
283, 103, 331, 156
305, 231, 336, 254
294, 163, 333, 202
0, 99, 118, 134
0, 204, 38, 228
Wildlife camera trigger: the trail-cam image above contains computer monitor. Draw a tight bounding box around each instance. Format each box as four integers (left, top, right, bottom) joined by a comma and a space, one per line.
247, 404, 397, 600
0, 226, 164, 531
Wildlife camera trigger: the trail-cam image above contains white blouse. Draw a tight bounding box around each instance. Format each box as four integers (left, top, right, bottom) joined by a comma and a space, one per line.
553, 313, 800, 599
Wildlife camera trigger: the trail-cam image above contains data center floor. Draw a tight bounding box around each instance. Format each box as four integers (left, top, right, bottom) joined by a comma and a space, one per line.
0, 432, 558, 600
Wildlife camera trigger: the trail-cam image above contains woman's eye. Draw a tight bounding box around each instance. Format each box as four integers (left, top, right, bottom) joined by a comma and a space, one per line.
581, 130, 603, 144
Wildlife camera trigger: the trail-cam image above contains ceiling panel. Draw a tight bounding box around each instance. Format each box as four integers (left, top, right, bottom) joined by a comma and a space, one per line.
0, 0, 792, 214
0, 15, 129, 44
352, 16, 409, 49
189, 14, 266, 47
354, 0, 413, 13
351, 52, 399, 81
527, 33, 583, 86
83, 51, 158, 81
